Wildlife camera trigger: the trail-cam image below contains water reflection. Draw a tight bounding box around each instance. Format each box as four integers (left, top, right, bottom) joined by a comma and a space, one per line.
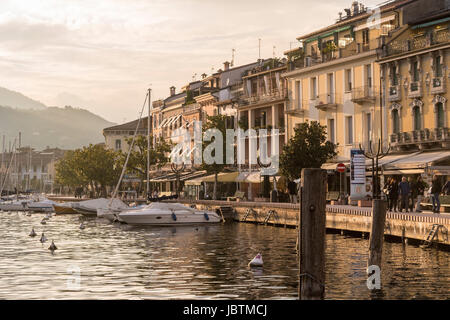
0, 212, 448, 299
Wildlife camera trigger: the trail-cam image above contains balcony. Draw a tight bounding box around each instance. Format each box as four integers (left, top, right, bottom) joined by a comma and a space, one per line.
384, 29, 450, 57
351, 86, 378, 104
314, 93, 338, 112
388, 85, 401, 102
244, 88, 287, 107
390, 127, 450, 150
285, 99, 306, 115
182, 102, 201, 114
430, 77, 446, 95
408, 81, 422, 98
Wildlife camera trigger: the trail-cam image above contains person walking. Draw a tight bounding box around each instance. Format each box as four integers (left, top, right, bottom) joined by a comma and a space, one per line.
388, 178, 399, 212
398, 177, 410, 213
288, 180, 297, 204
431, 175, 442, 213
414, 176, 427, 213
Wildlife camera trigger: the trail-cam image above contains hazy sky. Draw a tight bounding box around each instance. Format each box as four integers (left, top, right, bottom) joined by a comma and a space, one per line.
0, 0, 381, 124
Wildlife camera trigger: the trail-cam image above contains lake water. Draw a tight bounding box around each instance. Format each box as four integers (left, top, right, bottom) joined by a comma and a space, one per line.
0, 211, 448, 299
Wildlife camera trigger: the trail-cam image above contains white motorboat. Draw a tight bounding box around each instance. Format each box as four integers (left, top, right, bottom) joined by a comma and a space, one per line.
27, 199, 57, 212
73, 198, 129, 217
97, 204, 146, 223
118, 202, 222, 226
0, 199, 33, 211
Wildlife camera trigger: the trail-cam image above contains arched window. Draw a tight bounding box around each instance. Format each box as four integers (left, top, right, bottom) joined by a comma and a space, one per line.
413, 106, 421, 131
436, 102, 444, 128
392, 109, 400, 133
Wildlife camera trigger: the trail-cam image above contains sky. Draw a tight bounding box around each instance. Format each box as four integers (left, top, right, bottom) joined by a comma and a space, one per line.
0, 0, 381, 124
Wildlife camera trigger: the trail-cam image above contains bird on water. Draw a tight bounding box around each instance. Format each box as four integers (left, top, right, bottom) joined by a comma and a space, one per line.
248, 253, 263, 267
40, 233, 47, 243
29, 228, 37, 237
48, 240, 57, 252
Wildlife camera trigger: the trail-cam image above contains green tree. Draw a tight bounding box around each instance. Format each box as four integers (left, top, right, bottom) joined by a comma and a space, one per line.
55, 149, 88, 189
201, 115, 227, 200
280, 121, 337, 180
120, 135, 172, 181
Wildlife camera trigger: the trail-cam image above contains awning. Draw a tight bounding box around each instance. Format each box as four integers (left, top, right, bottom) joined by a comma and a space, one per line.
382, 169, 424, 175
321, 162, 349, 171
383, 151, 450, 170
412, 17, 450, 29
236, 171, 280, 183
159, 118, 169, 129
364, 152, 421, 167
185, 172, 239, 185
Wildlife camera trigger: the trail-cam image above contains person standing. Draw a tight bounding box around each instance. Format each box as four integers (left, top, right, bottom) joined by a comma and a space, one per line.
288, 180, 297, 204
398, 177, 410, 213
431, 175, 442, 213
388, 178, 399, 212
414, 176, 427, 213
442, 177, 450, 195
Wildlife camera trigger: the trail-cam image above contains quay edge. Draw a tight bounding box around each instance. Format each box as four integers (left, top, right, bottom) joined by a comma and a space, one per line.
171, 200, 450, 247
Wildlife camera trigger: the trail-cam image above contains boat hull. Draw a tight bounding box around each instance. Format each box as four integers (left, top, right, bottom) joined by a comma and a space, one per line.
53, 204, 78, 214
73, 206, 98, 216
119, 210, 221, 226
0, 203, 29, 211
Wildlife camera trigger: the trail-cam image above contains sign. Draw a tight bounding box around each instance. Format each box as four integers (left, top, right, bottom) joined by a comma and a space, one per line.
349, 149, 368, 201
336, 163, 346, 173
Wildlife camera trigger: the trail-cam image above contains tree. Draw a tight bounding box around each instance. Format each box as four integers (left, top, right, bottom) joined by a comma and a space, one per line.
119, 135, 172, 181
280, 121, 337, 180
56, 144, 121, 197
201, 114, 227, 200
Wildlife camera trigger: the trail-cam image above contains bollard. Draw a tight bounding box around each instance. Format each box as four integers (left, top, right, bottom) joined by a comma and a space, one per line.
298, 168, 327, 300
367, 199, 387, 289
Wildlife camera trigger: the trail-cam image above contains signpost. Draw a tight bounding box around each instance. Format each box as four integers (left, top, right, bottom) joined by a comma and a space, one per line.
336, 163, 346, 202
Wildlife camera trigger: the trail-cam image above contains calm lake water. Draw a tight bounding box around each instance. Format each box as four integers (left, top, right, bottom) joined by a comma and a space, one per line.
0, 211, 449, 299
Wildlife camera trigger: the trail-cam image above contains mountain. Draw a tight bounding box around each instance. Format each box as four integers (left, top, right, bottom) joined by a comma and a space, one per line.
0, 87, 47, 110
0, 105, 115, 150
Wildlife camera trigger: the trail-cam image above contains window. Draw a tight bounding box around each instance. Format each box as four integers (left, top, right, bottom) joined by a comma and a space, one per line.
346, 116, 353, 145
436, 103, 444, 128
115, 139, 121, 150
413, 106, 421, 131
366, 64, 372, 88
435, 56, 442, 77
412, 61, 419, 82
296, 81, 302, 109
391, 65, 398, 86
362, 29, 369, 45
345, 69, 352, 92
366, 113, 372, 142
328, 118, 335, 143
392, 109, 400, 134
310, 77, 317, 99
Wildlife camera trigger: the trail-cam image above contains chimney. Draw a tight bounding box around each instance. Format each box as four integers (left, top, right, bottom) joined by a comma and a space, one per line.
352, 1, 359, 15
170, 86, 176, 96
223, 61, 230, 71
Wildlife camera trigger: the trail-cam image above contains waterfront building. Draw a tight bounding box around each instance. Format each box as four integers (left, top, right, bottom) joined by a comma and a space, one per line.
236, 58, 288, 200
377, 0, 450, 184
0, 147, 66, 193
282, 0, 412, 200
103, 117, 149, 153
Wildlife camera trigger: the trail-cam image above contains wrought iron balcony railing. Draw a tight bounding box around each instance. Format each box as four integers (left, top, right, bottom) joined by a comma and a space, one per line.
384, 29, 450, 57
351, 86, 378, 104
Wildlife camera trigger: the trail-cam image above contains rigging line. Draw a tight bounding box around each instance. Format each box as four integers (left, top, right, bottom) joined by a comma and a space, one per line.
109, 92, 149, 207
0, 139, 17, 196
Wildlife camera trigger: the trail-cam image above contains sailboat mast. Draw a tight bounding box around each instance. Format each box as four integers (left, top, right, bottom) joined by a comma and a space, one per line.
147, 87, 152, 198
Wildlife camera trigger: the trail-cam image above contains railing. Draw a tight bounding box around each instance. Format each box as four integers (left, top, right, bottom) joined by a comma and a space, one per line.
390, 128, 450, 146
244, 87, 287, 105
183, 102, 201, 113
385, 29, 450, 57
351, 86, 378, 103
314, 93, 339, 111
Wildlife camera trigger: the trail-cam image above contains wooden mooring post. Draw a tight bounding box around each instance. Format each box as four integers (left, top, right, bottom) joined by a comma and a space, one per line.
298, 168, 327, 300
367, 199, 387, 290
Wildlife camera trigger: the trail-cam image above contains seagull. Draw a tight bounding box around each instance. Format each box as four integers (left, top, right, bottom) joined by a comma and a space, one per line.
40, 219, 46, 225
80, 222, 86, 230
48, 240, 57, 252
248, 253, 263, 267
40, 233, 47, 243
29, 228, 37, 237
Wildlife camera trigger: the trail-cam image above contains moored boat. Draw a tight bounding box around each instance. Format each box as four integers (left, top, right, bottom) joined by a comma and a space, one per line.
53, 202, 78, 214
27, 199, 56, 212
118, 202, 221, 226
73, 198, 129, 217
